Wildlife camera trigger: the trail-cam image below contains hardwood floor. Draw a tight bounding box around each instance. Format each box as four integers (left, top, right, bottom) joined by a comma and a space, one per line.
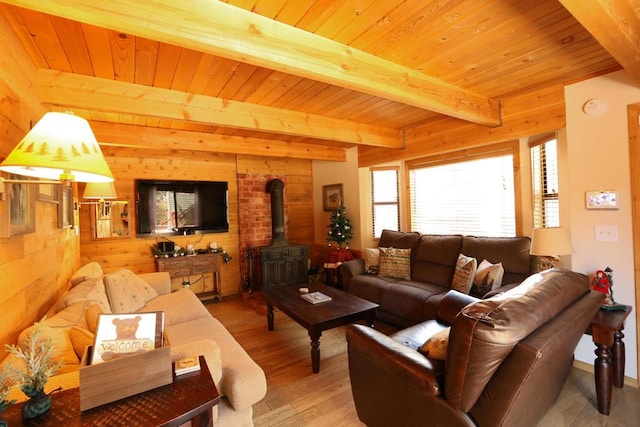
206, 296, 640, 426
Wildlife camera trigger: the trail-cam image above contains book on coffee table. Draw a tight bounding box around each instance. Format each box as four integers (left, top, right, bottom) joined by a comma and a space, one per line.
301, 292, 332, 304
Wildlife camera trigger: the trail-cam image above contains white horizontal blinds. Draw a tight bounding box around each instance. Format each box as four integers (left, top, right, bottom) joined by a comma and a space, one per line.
409, 154, 516, 237
371, 168, 399, 237
530, 138, 559, 228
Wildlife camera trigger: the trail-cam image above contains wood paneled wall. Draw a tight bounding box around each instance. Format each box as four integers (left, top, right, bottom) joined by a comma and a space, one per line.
77, 149, 314, 297
0, 14, 80, 357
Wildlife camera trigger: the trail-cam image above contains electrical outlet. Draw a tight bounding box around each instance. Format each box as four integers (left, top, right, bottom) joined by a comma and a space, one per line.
595, 225, 619, 242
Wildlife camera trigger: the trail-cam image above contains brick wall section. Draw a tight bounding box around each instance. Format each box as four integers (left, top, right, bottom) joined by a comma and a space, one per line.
237, 173, 286, 289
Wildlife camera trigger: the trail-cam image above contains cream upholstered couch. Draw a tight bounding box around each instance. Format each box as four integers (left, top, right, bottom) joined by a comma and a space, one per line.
0, 262, 267, 426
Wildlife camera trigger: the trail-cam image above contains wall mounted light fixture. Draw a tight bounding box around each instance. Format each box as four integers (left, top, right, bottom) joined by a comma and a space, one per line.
0, 112, 114, 197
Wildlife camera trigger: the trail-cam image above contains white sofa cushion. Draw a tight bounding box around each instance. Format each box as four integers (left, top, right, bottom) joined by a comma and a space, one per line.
141, 288, 210, 326
70, 262, 104, 287
57, 277, 111, 313
104, 269, 147, 313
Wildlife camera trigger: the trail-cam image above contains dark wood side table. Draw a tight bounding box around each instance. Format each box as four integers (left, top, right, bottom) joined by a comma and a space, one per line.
586, 305, 632, 415
3, 356, 219, 426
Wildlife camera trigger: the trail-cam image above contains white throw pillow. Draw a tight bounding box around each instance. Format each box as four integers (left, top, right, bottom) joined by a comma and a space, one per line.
471, 259, 505, 297
451, 253, 477, 294
363, 248, 380, 275
104, 269, 148, 313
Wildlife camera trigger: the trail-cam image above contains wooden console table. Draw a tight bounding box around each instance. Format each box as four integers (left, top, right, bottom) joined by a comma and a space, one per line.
586, 305, 632, 415
2, 356, 219, 426
156, 253, 221, 302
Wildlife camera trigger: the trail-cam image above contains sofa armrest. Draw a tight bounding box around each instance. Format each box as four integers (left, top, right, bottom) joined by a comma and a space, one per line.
338, 259, 365, 292
138, 272, 171, 295
170, 339, 223, 386
346, 324, 442, 395
435, 290, 480, 325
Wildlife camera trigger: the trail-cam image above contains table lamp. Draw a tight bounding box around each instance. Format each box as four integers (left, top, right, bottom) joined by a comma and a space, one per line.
530, 227, 573, 271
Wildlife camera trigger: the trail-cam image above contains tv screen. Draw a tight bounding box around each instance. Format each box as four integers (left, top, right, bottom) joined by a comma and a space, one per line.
136, 180, 229, 236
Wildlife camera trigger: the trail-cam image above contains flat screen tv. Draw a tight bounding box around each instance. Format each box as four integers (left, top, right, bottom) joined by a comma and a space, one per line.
136, 179, 229, 236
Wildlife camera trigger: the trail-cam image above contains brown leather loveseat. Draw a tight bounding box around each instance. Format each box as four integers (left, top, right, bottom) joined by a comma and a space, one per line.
339, 230, 534, 327
346, 269, 604, 427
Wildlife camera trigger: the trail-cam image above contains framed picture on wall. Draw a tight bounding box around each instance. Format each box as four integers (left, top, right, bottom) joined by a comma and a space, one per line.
58, 186, 74, 228
585, 191, 618, 210
0, 174, 36, 237
37, 181, 59, 203
323, 183, 343, 211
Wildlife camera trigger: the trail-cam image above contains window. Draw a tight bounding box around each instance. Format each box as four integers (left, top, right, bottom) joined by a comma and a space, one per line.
371, 168, 399, 237
530, 138, 559, 228
408, 149, 516, 237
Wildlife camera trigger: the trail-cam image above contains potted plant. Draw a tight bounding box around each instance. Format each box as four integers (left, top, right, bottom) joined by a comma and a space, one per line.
0, 366, 16, 427
4, 321, 62, 420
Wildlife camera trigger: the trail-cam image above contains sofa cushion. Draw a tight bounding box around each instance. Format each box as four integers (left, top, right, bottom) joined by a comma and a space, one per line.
141, 288, 210, 326
57, 277, 111, 314
411, 234, 463, 286
378, 247, 411, 280
18, 324, 79, 372
70, 262, 104, 287
418, 326, 450, 360
451, 254, 477, 294
470, 259, 504, 297
85, 303, 104, 333
104, 270, 147, 313
68, 326, 95, 359
445, 269, 590, 412
363, 248, 380, 275
461, 236, 531, 285
378, 229, 421, 269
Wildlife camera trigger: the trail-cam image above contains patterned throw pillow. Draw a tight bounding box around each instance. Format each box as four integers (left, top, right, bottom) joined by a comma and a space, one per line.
378, 247, 411, 280
103, 269, 147, 313
363, 248, 380, 274
471, 259, 505, 297
418, 327, 450, 360
451, 253, 477, 294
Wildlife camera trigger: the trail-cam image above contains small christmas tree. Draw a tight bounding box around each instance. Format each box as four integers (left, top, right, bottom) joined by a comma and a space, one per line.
326, 205, 354, 249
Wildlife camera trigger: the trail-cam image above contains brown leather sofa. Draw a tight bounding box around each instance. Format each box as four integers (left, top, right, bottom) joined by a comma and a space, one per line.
338, 230, 534, 327
346, 269, 605, 427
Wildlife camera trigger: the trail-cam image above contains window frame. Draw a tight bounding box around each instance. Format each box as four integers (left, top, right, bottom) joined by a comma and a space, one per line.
405, 141, 522, 236
370, 166, 400, 238
530, 135, 559, 228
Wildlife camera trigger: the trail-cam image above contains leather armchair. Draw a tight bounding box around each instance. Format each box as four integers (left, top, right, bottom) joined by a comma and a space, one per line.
346, 269, 604, 427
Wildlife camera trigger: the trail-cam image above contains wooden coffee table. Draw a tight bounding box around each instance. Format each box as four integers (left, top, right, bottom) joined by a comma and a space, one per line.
2, 356, 219, 426
263, 283, 378, 373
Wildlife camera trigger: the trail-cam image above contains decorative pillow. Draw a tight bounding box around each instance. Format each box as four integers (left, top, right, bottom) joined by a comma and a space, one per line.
378, 247, 411, 280
418, 327, 450, 360
451, 253, 477, 294
121, 270, 160, 303
68, 326, 95, 359
471, 259, 505, 297
57, 277, 111, 313
70, 262, 104, 287
85, 303, 104, 334
363, 248, 380, 275
17, 325, 79, 368
104, 270, 147, 314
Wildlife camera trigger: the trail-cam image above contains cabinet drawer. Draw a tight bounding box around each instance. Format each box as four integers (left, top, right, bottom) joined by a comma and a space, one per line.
166, 268, 191, 278
192, 256, 215, 268
261, 249, 284, 261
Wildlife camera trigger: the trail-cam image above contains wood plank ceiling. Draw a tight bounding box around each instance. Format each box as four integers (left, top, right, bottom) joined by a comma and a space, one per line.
1, 0, 639, 162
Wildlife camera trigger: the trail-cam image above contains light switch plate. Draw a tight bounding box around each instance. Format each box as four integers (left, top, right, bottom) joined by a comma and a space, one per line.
595, 225, 618, 242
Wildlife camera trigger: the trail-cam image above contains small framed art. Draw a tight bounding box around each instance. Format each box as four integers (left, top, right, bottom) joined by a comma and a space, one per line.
323, 183, 343, 211
586, 191, 618, 210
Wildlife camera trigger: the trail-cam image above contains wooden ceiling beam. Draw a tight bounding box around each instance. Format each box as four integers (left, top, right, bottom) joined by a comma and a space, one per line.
38, 69, 400, 148
90, 121, 347, 162
560, 0, 640, 84
4, 0, 501, 126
